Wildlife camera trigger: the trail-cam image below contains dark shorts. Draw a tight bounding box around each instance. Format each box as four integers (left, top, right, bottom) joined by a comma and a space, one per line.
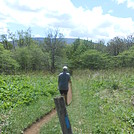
59, 90, 68, 95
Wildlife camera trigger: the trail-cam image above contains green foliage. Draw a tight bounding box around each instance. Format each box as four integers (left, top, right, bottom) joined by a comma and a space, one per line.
66, 39, 110, 70
13, 44, 50, 71
107, 37, 126, 56
94, 40, 106, 52
79, 50, 109, 69
0, 43, 4, 51
67, 36, 134, 70
116, 46, 134, 67
0, 74, 59, 133
1, 29, 134, 73
0, 43, 19, 73
16, 28, 32, 47
43, 29, 66, 72
66, 39, 96, 69
0, 34, 13, 50
29, 44, 50, 70
40, 69, 134, 133
13, 46, 30, 71
2, 96, 55, 134
0, 74, 58, 111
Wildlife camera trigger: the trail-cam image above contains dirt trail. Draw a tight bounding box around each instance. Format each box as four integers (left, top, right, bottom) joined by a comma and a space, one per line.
23, 84, 72, 134
24, 109, 56, 134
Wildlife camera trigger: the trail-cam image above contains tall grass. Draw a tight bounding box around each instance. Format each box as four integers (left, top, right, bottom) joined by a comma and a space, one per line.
40, 68, 134, 133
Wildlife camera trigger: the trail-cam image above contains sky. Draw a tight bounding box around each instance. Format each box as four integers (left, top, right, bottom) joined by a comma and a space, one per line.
0, 0, 134, 43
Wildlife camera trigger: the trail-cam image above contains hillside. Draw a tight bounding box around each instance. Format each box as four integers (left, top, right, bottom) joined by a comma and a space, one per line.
32, 37, 76, 44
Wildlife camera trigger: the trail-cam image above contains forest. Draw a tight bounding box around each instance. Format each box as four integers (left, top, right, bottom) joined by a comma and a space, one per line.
0, 28, 134, 74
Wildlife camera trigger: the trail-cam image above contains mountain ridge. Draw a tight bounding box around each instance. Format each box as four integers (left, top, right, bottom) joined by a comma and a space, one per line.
32, 37, 76, 44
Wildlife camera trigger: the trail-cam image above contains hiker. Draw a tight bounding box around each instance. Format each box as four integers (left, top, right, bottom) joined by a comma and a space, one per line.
58, 66, 71, 105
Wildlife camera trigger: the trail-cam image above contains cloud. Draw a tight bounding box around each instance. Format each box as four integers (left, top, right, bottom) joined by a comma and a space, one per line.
127, 0, 134, 9
0, 22, 8, 34
0, 0, 134, 42
33, 34, 42, 37
114, 0, 127, 4
114, 0, 134, 9
108, 10, 113, 14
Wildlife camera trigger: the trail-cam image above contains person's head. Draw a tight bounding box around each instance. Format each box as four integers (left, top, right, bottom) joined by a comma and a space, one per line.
63, 66, 68, 72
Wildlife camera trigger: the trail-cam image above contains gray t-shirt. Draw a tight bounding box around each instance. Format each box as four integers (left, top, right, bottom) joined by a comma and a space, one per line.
58, 72, 71, 90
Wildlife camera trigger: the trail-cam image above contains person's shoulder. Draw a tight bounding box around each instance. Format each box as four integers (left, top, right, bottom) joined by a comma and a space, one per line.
66, 73, 70, 76
59, 72, 63, 76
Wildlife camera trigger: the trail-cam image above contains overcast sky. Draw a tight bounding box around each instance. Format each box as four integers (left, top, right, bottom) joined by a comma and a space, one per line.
0, 0, 134, 42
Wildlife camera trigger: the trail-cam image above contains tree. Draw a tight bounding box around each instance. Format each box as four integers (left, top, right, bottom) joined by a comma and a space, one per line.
117, 46, 134, 67
95, 40, 106, 52
124, 34, 134, 49
79, 49, 108, 69
44, 29, 65, 73
13, 46, 30, 71
66, 39, 99, 69
0, 34, 14, 50
0, 34, 7, 49
0, 43, 19, 73
16, 28, 32, 47
8, 30, 16, 48
107, 37, 126, 56
24, 28, 32, 46
29, 44, 50, 71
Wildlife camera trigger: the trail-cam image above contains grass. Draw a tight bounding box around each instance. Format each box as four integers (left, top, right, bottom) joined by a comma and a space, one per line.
1, 96, 55, 134
0, 69, 133, 133
40, 69, 134, 133
0, 74, 59, 134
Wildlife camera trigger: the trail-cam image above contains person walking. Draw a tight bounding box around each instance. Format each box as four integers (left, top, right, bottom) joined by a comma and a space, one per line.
58, 66, 71, 105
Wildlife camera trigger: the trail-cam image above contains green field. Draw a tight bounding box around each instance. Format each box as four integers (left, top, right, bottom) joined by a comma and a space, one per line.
40, 69, 134, 134
0, 69, 134, 134
0, 74, 59, 133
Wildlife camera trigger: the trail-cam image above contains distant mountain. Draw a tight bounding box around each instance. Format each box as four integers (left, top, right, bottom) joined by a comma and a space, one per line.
62, 38, 76, 44
32, 37, 76, 44
32, 37, 45, 44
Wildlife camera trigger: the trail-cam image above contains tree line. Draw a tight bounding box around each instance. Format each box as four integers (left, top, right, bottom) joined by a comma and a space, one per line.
0, 28, 134, 74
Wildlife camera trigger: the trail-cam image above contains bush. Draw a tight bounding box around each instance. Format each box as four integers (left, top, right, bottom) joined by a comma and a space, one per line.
0, 43, 19, 73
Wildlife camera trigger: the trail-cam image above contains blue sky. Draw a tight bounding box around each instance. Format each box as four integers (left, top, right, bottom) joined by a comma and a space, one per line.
0, 0, 134, 42
72, 0, 134, 18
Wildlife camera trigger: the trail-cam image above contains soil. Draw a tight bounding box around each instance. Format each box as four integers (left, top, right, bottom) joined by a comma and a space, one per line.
23, 109, 56, 134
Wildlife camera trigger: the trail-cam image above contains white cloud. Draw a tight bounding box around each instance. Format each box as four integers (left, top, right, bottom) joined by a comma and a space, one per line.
33, 34, 42, 37
0, 22, 8, 34
108, 10, 113, 14
127, 0, 134, 9
114, 0, 134, 9
114, 0, 127, 4
0, 0, 134, 42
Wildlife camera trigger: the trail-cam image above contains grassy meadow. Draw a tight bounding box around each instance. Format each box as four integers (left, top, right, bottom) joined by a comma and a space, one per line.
40, 69, 134, 134
0, 74, 59, 134
0, 69, 134, 133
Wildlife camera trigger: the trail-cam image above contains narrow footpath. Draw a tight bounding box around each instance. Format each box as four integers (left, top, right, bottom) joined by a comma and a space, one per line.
24, 109, 56, 134
23, 82, 73, 134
